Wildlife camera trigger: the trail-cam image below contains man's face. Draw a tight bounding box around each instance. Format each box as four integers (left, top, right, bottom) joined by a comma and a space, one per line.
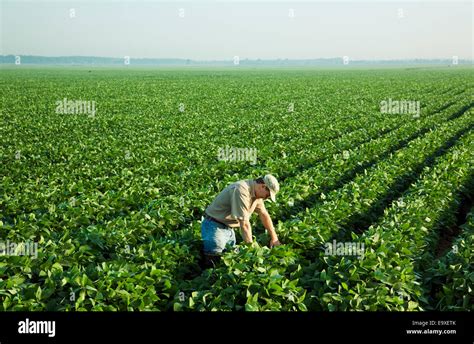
256, 183, 271, 200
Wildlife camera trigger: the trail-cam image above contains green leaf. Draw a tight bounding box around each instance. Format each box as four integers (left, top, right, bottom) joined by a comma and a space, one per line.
52, 262, 63, 273
36, 286, 42, 300
408, 301, 418, 310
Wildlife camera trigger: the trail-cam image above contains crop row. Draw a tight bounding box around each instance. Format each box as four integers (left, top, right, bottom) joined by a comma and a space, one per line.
302, 129, 473, 310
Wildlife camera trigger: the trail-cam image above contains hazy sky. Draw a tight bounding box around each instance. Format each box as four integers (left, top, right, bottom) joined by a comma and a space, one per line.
1, 0, 472, 60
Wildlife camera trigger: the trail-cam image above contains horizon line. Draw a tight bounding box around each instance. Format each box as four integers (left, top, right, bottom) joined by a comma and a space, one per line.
1, 55, 473, 62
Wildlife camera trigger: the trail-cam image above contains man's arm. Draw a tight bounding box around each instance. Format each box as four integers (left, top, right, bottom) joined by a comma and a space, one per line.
239, 218, 253, 243
259, 211, 281, 247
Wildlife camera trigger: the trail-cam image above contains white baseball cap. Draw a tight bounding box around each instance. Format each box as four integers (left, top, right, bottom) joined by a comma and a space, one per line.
263, 174, 280, 202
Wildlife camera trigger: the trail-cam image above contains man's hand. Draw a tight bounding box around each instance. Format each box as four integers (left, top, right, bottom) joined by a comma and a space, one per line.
269, 239, 281, 248
259, 211, 280, 248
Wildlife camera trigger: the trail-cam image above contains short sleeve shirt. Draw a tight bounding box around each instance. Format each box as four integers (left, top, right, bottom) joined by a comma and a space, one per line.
205, 179, 266, 228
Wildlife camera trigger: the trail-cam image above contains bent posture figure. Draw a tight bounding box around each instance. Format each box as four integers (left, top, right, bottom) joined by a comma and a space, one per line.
201, 174, 281, 267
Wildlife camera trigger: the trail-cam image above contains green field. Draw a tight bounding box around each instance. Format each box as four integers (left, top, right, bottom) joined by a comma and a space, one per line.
1, 66, 473, 311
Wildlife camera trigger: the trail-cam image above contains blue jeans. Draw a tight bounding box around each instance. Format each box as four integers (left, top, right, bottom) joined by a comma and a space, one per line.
201, 218, 236, 255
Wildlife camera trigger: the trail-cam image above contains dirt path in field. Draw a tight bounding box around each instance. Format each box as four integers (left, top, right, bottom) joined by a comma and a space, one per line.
434, 191, 473, 258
